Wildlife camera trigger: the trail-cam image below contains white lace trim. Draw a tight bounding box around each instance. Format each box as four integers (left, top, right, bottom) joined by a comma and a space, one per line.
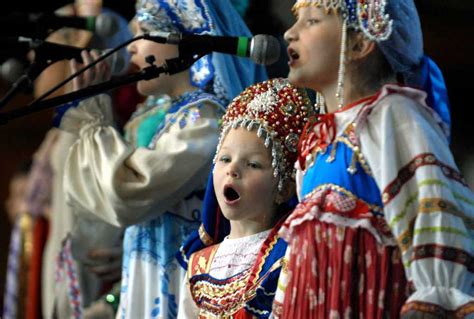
209, 230, 271, 279
280, 211, 397, 246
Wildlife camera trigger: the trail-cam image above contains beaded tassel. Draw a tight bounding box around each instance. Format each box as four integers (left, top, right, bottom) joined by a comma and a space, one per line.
326, 141, 338, 163
336, 21, 347, 109
347, 151, 358, 174
314, 93, 326, 114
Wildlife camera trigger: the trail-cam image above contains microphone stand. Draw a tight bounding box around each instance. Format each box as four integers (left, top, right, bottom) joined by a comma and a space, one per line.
0, 39, 77, 110
0, 61, 47, 109
0, 53, 201, 125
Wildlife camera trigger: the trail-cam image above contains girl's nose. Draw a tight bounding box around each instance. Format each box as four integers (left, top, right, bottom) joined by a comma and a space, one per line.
226, 167, 240, 179
127, 41, 136, 54
284, 24, 298, 43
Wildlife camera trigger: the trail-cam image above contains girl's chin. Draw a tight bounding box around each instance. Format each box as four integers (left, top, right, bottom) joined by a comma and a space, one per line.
287, 73, 316, 91
220, 209, 244, 222
137, 82, 162, 97
287, 72, 304, 87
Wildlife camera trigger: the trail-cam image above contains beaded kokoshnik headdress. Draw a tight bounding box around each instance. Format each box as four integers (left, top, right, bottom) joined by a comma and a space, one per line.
215, 78, 313, 190
293, 0, 393, 41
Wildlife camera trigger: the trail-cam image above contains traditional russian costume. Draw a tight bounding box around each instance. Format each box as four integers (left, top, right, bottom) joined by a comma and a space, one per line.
181, 228, 287, 318
274, 84, 474, 318
275, 0, 473, 317
178, 78, 313, 318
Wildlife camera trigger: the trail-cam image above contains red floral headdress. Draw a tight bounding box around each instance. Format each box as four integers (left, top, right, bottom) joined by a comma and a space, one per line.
215, 78, 313, 190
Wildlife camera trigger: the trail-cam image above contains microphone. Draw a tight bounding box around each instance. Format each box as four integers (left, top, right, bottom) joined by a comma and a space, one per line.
0, 12, 119, 37
0, 38, 128, 82
0, 58, 27, 83
144, 32, 280, 65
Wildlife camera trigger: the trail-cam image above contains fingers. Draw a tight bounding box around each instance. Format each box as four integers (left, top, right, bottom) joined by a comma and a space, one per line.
90, 50, 112, 82
70, 50, 111, 91
81, 50, 95, 86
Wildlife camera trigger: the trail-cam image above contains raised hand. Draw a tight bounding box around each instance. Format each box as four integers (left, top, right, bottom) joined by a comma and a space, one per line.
70, 50, 111, 91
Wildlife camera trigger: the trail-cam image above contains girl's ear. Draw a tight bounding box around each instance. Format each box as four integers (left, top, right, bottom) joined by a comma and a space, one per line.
348, 32, 376, 61
275, 180, 296, 205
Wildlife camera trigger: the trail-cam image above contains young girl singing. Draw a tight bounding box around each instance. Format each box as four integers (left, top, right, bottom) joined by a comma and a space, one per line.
177, 78, 313, 318
273, 0, 474, 318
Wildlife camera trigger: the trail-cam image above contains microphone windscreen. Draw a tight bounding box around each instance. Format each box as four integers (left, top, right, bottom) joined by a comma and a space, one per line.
0, 58, 26, 83
251, 35, 280, 65
95, 13, 119, 38
101, 49, 129, 75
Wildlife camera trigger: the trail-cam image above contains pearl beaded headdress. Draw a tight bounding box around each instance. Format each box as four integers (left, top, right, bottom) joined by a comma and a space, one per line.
215, 78, 313, 190
292, 0, 393, 42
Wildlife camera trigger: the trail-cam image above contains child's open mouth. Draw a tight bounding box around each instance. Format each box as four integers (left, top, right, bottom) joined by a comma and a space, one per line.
224, 185, 241, 204
288, 48, 299, 65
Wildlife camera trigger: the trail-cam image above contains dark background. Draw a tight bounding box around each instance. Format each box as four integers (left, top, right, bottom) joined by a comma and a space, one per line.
0, 0, 473, 312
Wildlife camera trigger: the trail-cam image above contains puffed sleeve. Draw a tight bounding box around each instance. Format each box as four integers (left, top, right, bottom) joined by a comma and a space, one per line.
358, 90, 474, 314
60, 94, 221, 227
177, 273, 200, 318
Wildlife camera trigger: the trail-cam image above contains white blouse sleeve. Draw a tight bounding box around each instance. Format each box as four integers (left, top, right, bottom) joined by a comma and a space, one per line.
177, 274, 200, 318
358, 92, 474, 311
60, 94, 221, 227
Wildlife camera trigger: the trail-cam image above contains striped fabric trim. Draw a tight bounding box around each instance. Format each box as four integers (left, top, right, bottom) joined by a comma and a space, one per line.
399, 227, 470, 254
418, 198, 474, 230
401, 300, 474, 318
390, 180, 474, 228
397, 198, 473, 253
382, 153, 468, 205
406, 244, 474, 272
414, 226, 469, 237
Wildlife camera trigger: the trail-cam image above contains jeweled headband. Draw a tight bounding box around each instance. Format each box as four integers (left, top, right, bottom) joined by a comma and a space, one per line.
215, 78, 313, 190
292, 0, 393, 41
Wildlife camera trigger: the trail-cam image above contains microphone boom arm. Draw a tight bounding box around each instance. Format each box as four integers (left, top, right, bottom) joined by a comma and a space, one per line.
0, 32, 210, 125
0, 64, 167, 125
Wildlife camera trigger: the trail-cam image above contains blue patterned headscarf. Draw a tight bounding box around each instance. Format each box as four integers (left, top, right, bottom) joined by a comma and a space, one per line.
134, 0, 267, 104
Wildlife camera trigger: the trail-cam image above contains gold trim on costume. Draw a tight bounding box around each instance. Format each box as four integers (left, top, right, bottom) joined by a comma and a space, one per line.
199, 224, 214, 246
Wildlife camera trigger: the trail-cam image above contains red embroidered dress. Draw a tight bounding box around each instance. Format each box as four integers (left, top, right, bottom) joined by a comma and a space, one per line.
184, 227, 287, 318
273, 85, 474, 318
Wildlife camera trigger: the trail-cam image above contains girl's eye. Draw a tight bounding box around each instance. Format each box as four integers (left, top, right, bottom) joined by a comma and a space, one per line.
218, 155, 231, 163
248, 162, 262, 169
306, 19, 319, 26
